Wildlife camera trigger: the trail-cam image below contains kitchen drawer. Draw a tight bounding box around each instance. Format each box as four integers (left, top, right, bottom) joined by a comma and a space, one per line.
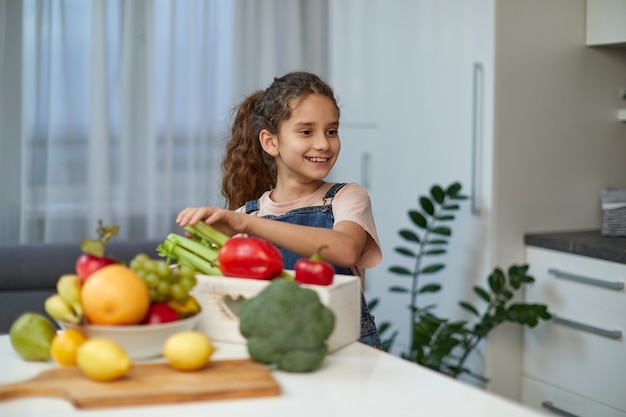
523, 305, 626, 411
526, 247, 626, 315
522, 376, 626, 417
524, 246, 626, 412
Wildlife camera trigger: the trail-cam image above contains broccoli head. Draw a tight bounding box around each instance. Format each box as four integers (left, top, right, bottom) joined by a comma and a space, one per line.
238, 278, 335, 372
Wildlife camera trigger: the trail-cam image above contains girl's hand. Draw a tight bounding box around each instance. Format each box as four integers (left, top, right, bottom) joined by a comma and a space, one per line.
176, 206, 248, 237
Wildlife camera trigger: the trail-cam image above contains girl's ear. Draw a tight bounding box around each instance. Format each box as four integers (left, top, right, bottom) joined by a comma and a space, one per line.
259, 129, 278, 156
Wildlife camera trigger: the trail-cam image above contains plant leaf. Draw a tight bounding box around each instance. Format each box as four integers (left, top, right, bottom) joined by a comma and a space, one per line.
431, 185, 445, 203
473, 286, 491, 303
394, 247, 416, 257
409, 210, 428, 228
447, 182, 462, 196
399, 229, 421, 243
459, 301, 480, 316
424, 248, 446, 256
427, 239, 448, 245
435, 214, 455, 221
418, 283, 442, 293
431, 226, 451, 236
488, 268, 505, 293
389, 286, 409, 293
389, 266, 412, 275
443, 204, 460, 210
420, 197, 435, 215
420, 264, 445, 274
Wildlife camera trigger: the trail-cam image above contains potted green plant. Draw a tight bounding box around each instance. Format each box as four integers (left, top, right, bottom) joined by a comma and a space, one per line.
372, 182, 551, 383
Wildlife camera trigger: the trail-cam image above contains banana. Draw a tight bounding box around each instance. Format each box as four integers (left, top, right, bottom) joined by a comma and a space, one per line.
56, 274, 83, 317
44, 294, 80, 324
167, 295, 201, 319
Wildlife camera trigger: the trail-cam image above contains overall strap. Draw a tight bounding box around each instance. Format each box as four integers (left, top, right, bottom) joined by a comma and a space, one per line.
321, 183, 347, 212
244, 199, 259, 214
323, 182, 347, 199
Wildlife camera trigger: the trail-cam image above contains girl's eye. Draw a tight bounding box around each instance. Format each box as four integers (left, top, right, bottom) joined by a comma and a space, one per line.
327, 129, 338, 136
301, 130, 312, 136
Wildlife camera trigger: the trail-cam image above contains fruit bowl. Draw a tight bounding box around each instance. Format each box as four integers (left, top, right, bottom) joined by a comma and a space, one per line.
56, 313, 201, 360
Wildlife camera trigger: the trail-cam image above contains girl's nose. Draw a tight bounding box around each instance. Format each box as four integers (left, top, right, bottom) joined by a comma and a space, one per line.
312, 133, 330, 150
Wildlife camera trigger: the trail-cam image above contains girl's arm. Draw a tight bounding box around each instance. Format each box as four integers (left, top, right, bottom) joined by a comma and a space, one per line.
176, 207, 367, 268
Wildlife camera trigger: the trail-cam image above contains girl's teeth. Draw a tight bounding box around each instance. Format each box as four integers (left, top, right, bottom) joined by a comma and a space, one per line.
308, 157, 328, 162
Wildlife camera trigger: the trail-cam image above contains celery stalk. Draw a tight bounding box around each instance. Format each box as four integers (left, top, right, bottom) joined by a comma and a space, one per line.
157, 233, 222, 276
184, 222, 230, 248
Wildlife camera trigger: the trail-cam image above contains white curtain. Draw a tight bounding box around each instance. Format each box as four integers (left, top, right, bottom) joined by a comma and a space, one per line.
2, 0, 328, 243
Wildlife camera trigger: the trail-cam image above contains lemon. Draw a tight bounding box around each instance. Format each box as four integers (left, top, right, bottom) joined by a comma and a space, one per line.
76, 338, 132, 381
50, 329, 88, 366
163, 331, 215, 371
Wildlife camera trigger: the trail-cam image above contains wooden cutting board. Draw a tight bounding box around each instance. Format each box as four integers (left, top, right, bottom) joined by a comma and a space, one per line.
0, 359, 280, 409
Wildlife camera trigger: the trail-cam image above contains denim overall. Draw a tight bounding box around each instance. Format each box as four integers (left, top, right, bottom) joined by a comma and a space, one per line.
245, 183, 381, 348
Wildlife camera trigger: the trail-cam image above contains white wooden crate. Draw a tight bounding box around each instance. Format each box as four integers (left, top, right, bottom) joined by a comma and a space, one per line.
190, 274, 361, 352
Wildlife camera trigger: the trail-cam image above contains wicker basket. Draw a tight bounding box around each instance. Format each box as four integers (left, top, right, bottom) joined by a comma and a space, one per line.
601, 188, 626, 237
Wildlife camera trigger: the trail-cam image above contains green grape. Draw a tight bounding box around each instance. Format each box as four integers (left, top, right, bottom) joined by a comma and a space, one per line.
156, 261, 171, 279
179, 275, 196, 292
170, 283, 187, 302
157, 280, 171, 296
144, 272, 160, 289
178, 264, 196, 278
148, 288, 159, 302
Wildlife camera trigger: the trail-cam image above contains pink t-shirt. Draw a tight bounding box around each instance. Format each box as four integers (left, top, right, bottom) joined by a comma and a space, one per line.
238, 182, 382, 270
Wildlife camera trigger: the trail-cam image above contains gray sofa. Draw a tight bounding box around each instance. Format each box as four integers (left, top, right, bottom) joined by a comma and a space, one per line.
0, 240, 163, 334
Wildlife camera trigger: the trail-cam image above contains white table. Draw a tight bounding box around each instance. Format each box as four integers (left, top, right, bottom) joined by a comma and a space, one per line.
0, 335, 547, 417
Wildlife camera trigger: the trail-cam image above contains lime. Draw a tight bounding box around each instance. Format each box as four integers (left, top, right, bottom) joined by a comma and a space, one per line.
163, 331, 215, 371
76, 338, 132, 381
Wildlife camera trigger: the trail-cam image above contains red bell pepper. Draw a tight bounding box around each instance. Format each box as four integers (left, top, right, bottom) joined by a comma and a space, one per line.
295, 246, 335, 286
217, 236, 284, 280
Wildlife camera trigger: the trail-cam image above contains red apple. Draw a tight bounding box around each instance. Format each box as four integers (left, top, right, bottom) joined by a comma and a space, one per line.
75, 253, 117, 283
142, 303, 179, 325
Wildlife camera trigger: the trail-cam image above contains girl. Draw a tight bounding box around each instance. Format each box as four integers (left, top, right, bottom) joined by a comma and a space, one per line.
176, 71, 382, 348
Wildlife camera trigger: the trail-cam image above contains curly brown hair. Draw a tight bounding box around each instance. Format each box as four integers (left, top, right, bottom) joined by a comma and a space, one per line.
221, 72, 340, 209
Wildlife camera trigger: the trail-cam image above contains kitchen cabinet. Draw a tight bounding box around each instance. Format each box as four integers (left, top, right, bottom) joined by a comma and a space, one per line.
328, 0, 626, 403
522, 245, 626, 416
586, 0, 626, 46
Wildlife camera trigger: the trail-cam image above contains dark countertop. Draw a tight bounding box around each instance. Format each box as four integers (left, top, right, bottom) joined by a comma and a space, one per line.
524, 230, 626, 264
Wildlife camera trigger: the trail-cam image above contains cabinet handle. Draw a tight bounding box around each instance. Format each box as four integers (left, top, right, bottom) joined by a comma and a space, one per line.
541, 401, 580, 417
470, 62, 484, 216
548, 268, 624, 290
552, 314, 622, 339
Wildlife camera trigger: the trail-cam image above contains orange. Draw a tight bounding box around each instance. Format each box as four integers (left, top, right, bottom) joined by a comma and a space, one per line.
50, 329, 88, 366
81, 264, 151, 325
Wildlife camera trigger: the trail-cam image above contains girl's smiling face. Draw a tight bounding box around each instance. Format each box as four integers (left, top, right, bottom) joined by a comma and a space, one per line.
270, 94, 340, 185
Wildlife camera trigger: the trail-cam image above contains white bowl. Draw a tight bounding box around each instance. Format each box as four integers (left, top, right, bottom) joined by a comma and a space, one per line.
57, 314, 201, 360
